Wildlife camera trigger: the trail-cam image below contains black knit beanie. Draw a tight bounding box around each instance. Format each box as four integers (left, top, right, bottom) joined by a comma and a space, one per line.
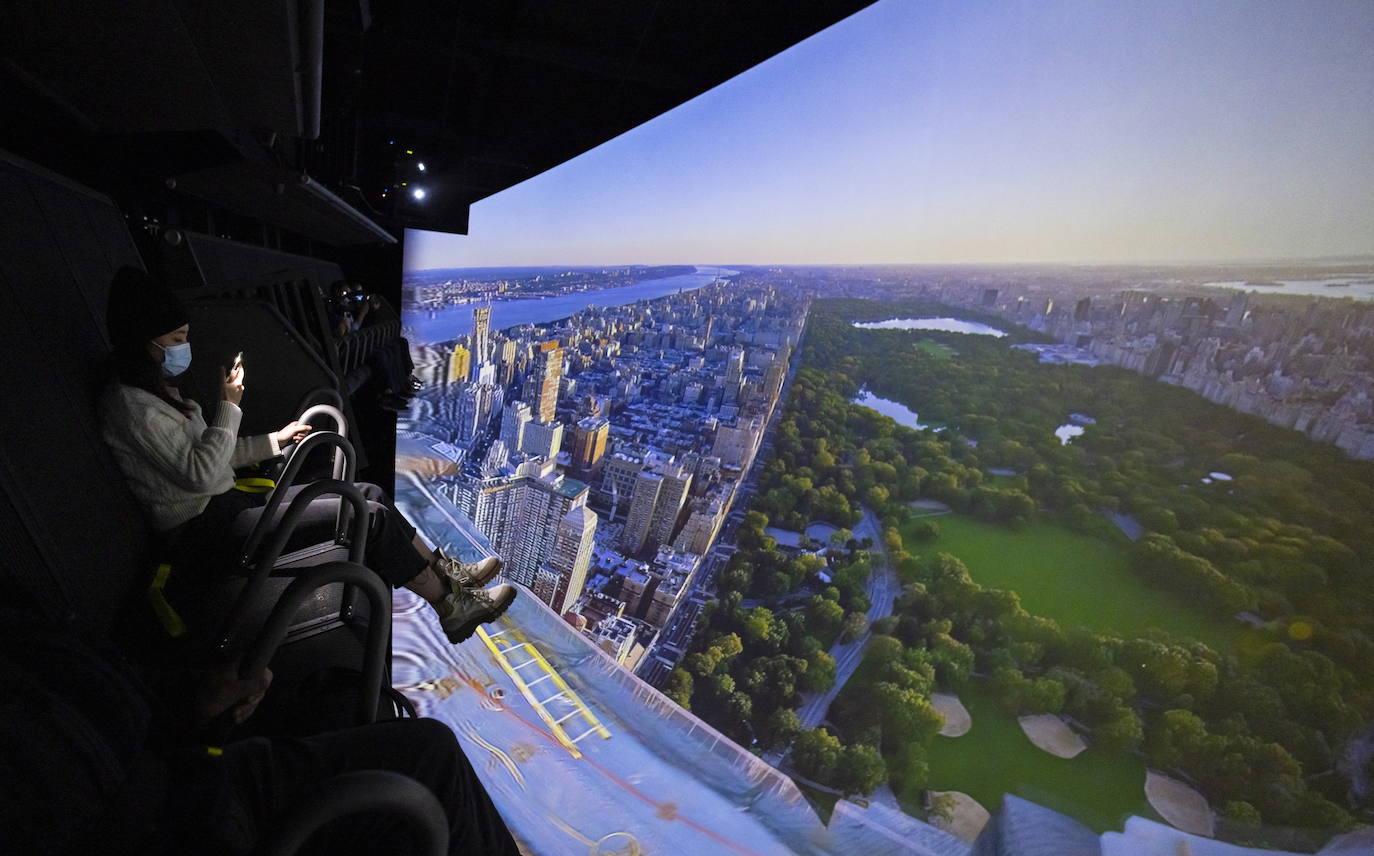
105, 266, 188, 350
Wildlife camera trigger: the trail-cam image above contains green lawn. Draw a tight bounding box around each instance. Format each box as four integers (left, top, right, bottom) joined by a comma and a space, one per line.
915, 339, 956, 359
922, 681, 1157, 833
903, 513, 1238, 650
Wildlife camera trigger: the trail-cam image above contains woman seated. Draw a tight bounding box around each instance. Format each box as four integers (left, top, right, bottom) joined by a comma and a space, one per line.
98, 266, 514, 644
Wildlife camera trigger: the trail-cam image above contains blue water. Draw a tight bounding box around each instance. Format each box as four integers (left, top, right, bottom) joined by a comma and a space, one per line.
853, 317, 1007, 337
853, 388, 940, 431
1202, 277, 1374, 301
404, 266, 737, 344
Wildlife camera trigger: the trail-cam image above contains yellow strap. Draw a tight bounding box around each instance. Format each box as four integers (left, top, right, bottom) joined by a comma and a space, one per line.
233, 477, 276, 494
146, 562, 187, 638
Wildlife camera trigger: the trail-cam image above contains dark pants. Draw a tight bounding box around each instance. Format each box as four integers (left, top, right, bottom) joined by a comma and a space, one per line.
371, 337, 415, 392
179, 718, 519, 856
228, 482, 428, 587
168, 483, 428, 588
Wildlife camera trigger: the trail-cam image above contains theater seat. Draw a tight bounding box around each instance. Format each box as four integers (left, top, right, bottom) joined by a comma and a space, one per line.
0, 146, 397, 733
0, 148, 155, 629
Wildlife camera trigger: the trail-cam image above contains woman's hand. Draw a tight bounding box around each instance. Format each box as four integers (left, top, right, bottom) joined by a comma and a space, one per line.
222, 362, 245, 405
194, 659, 273, 728
274, 421, 312, 447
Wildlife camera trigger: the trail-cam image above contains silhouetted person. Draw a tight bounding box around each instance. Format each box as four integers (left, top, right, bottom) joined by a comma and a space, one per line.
98, 266, 513, 643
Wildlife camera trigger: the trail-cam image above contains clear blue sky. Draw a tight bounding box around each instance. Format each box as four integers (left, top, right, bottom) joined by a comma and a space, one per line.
404, 0, 1374, 270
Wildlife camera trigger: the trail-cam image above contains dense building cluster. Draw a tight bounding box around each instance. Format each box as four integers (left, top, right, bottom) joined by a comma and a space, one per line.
971, 282, 1374, 458
403, 278, 806, 662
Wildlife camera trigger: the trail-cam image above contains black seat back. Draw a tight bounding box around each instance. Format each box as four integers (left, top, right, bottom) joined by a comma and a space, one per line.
0, 149, 154, 629
162, 230, 362, 465
163, 229, 347, 373
184, 299, 344, 437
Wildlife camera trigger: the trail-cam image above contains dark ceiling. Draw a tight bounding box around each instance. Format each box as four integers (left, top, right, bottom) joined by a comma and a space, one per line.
1, 0, 876, 242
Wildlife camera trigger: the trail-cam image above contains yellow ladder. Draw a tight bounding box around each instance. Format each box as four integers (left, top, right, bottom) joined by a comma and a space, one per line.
476, 624, 611, 759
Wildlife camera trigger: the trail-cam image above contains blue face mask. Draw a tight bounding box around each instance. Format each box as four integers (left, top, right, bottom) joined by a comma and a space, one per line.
157, 341, 192, 377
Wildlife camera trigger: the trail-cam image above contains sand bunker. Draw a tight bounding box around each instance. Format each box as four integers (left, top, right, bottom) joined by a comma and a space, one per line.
931, 693, 971, 737
1145, 770, 1214, 838
928, 790, 990, 843
1017, 714, 1088, 759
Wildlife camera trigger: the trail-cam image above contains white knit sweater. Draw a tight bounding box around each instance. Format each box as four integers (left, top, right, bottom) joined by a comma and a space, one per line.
100, 384, 280, 531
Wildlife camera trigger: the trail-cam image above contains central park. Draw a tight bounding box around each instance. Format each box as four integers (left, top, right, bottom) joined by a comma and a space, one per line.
907, 511, 1235, 834
664, 297, 1374, 850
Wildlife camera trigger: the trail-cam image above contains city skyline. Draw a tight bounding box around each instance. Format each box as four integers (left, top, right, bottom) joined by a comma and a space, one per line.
404, 0, 1374, 271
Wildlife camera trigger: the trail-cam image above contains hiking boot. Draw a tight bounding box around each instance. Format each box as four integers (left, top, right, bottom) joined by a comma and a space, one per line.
432, 552, 502, 587
438, 584, 517, 643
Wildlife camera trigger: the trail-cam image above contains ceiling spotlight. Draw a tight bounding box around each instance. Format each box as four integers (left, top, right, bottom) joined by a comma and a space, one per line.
418, 162, 426, 172
412, 187, 427, 201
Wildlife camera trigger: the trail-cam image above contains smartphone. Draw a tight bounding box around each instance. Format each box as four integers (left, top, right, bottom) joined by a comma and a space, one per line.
232, 351, 244, 373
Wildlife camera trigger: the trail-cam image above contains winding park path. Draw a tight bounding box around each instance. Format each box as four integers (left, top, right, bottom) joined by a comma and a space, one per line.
795, 507, 899, 729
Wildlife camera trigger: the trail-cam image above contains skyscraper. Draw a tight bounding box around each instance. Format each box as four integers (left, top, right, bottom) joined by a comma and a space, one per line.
571, 416, 610, 476
1074, 297, 1092, 322
496, 338, 518, 386
723, 346, 745, 402
454, 381, 505, 442
471, 305, 492, 375
1225, 292, 1249, 327
524, 340, 562, 422
600, 449, 644, 521
452, 458, 596, 602
549, 504, 597, 613
763, 359, 786, 405
447, 343, 471, 386
499, 400, 532, 461
481, 439, 509, 475
646, 461, 691, 551
620, 469, 662, 555
619, 456, 692, 556
522, 419, 564, 461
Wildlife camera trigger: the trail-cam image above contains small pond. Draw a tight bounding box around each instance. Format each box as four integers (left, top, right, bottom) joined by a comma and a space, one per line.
1054, 424, 1084, 445
853, 388, 941, 431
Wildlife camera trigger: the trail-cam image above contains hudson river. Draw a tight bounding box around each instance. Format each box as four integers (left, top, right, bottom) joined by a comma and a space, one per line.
404, 266, 737, 345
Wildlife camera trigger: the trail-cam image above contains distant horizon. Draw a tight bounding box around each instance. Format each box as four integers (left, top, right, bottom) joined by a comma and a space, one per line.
405, 254, 1374, 275
402, 0, 1374, 271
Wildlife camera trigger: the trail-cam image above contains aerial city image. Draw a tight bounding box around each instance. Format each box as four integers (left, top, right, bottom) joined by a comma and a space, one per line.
385, 2, 1374, 854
